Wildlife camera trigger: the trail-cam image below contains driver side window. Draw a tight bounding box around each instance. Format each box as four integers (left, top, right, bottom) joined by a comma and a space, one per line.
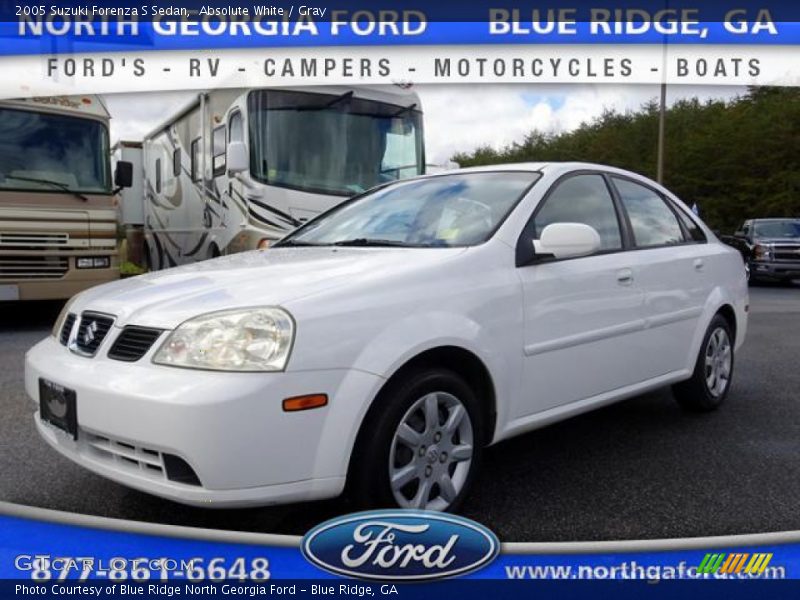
533, 174, 623, 251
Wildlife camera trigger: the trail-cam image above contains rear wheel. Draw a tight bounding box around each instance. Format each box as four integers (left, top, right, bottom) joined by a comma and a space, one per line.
673, 314, 734, 412
348, 368, 483, 512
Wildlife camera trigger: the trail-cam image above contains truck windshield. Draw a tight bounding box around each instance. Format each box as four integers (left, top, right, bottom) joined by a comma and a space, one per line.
279, 172, 540, 248
754, 220, 800, 238
0, 108, 110, 194
248, 90, 423, 197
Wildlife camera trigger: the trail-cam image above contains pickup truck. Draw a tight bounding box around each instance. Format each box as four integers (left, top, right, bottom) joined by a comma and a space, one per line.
722, 218, 800, 284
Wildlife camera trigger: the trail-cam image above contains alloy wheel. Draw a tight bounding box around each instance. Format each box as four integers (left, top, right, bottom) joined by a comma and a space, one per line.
704, 327, 732, 398
388, 391, 474, 511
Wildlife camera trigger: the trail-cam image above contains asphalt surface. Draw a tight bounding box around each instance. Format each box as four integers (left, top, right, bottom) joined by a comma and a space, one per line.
1, 285, 799, 542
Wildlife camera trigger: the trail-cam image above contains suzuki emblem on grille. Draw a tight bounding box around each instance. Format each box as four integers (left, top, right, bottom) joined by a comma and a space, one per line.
82, 321, 98, 345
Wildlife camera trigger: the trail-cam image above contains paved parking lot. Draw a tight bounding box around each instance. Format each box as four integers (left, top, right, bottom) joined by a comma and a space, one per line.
1, 285, 799, 542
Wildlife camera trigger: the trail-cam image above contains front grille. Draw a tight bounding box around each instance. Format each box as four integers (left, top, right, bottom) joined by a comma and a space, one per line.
772, 245, 800, 262
59, 313, 76, 346
0, 232, 69, 248
0, 255, 68, 279
85, 431, 201, 486
108, 327, 163, 362
74, 313, 114, 356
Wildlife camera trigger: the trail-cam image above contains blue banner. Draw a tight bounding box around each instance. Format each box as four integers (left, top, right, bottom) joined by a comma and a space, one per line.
1, 505, 799, 594
0, 1, 799, 56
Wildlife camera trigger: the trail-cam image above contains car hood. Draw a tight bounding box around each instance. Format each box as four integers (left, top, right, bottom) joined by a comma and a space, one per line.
755, 237, 800, 245
74, 247, 467, 329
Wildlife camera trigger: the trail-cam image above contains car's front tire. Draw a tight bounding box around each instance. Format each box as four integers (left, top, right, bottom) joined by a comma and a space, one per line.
348, 368, 483, 512
672, 314, 735, 412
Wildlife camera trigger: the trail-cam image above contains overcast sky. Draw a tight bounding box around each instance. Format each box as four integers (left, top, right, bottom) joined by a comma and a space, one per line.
104, 84, 745, 165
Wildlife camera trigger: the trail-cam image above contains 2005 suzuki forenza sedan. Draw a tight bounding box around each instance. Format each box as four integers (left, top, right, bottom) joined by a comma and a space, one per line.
26, 163, 748, 512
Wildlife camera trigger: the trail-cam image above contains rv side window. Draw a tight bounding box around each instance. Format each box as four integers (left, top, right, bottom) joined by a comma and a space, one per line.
190, 138, 201, 182
172, 149, 181, 177
155, 158, 161, 193
229, 111, 243, 143
212, 126, 226, 177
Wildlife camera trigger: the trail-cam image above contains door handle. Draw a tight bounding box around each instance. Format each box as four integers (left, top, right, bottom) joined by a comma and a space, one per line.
617, 268, 634, 284
694, 258, 705, 271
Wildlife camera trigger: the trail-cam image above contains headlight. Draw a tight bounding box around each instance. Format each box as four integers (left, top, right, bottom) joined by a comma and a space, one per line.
753, 244, 772, 261
153, 308, 295, 372
52, 295, 79, 339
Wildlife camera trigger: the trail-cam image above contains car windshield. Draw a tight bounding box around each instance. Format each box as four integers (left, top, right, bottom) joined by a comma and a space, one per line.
0, 108, 110, 194
280, 172, 540, 248
248, 90, 423, 197
754, 220, 800, 238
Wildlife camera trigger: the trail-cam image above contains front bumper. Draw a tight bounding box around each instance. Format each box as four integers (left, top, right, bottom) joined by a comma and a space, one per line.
25, 335, 383, 508
749, 260, 800, 280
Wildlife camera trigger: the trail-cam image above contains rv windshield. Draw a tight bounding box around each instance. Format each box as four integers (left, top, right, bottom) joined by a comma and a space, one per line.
0, 108, 110, 195
248, 90, 423, 197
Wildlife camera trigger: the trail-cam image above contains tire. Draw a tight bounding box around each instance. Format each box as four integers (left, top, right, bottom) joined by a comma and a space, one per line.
348, 368, 484, 512
672, 314, 735, 412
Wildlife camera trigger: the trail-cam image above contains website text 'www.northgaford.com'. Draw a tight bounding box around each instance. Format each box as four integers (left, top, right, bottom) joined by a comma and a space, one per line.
504, 560, 786, 580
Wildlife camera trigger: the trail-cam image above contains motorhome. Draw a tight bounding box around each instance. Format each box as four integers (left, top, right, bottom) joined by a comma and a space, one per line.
142, 85, 424, 269
0, 96, 131, 301
111, 140, 145, 265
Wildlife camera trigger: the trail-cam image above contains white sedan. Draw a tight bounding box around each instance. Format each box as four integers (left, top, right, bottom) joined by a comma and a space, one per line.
26, 163, 748, 512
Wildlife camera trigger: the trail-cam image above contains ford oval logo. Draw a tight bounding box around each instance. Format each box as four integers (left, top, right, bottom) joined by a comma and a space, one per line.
302, 510, 499, 580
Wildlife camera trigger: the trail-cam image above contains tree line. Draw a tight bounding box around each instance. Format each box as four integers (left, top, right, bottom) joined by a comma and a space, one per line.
452, 87, 800, 232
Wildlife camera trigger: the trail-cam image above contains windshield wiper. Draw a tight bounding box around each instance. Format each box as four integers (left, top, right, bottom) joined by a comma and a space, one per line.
391, 102, 417, 118
275, 239, 322, 247
295, 91, 354, 112
324, 90, 354, 109
3, 175, 90, 202
332, 238, 410, 247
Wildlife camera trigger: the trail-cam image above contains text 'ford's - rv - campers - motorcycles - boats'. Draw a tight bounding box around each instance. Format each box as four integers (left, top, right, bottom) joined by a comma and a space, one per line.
0, 96, 133, 301
139, 86, 424, 269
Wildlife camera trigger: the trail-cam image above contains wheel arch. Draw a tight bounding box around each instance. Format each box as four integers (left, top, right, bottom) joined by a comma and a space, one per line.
716, 303, 738, 344
345, 345, 497, 488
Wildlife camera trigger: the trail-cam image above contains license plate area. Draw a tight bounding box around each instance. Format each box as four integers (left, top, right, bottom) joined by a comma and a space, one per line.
39, 379, 78, 440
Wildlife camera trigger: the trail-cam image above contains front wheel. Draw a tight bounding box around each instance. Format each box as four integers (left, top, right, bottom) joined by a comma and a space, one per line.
672, 314, 735, 412
348, 369, 483, 512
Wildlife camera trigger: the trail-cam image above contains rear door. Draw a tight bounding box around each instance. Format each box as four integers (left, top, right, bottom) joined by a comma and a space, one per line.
609, 176, 713, 377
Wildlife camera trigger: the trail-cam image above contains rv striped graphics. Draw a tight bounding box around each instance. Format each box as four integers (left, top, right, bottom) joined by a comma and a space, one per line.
142, 85, 424, 269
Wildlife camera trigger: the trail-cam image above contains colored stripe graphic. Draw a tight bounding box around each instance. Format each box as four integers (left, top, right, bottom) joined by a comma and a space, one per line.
698, 553, 773, 575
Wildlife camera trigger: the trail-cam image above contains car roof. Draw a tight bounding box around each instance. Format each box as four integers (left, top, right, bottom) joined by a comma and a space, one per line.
454, 162, 645, 177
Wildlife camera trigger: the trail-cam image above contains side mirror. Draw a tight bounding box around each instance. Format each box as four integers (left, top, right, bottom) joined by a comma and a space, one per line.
227, 141, 248, 175
534, 223, 602, 260
114, 161, 133, 189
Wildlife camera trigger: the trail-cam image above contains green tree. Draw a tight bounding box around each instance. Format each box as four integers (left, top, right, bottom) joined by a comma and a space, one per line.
453, 87, 800, 232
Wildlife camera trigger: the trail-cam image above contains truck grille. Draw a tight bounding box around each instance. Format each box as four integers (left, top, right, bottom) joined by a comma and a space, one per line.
74, 313, 114, 356
0, 255, 68, 279
0, 232, 69, 248
108, 327, 163, 362
772, 245, 800, 262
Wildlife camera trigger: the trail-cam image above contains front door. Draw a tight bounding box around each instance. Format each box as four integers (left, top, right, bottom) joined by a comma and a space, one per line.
514, 173, 646, 419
